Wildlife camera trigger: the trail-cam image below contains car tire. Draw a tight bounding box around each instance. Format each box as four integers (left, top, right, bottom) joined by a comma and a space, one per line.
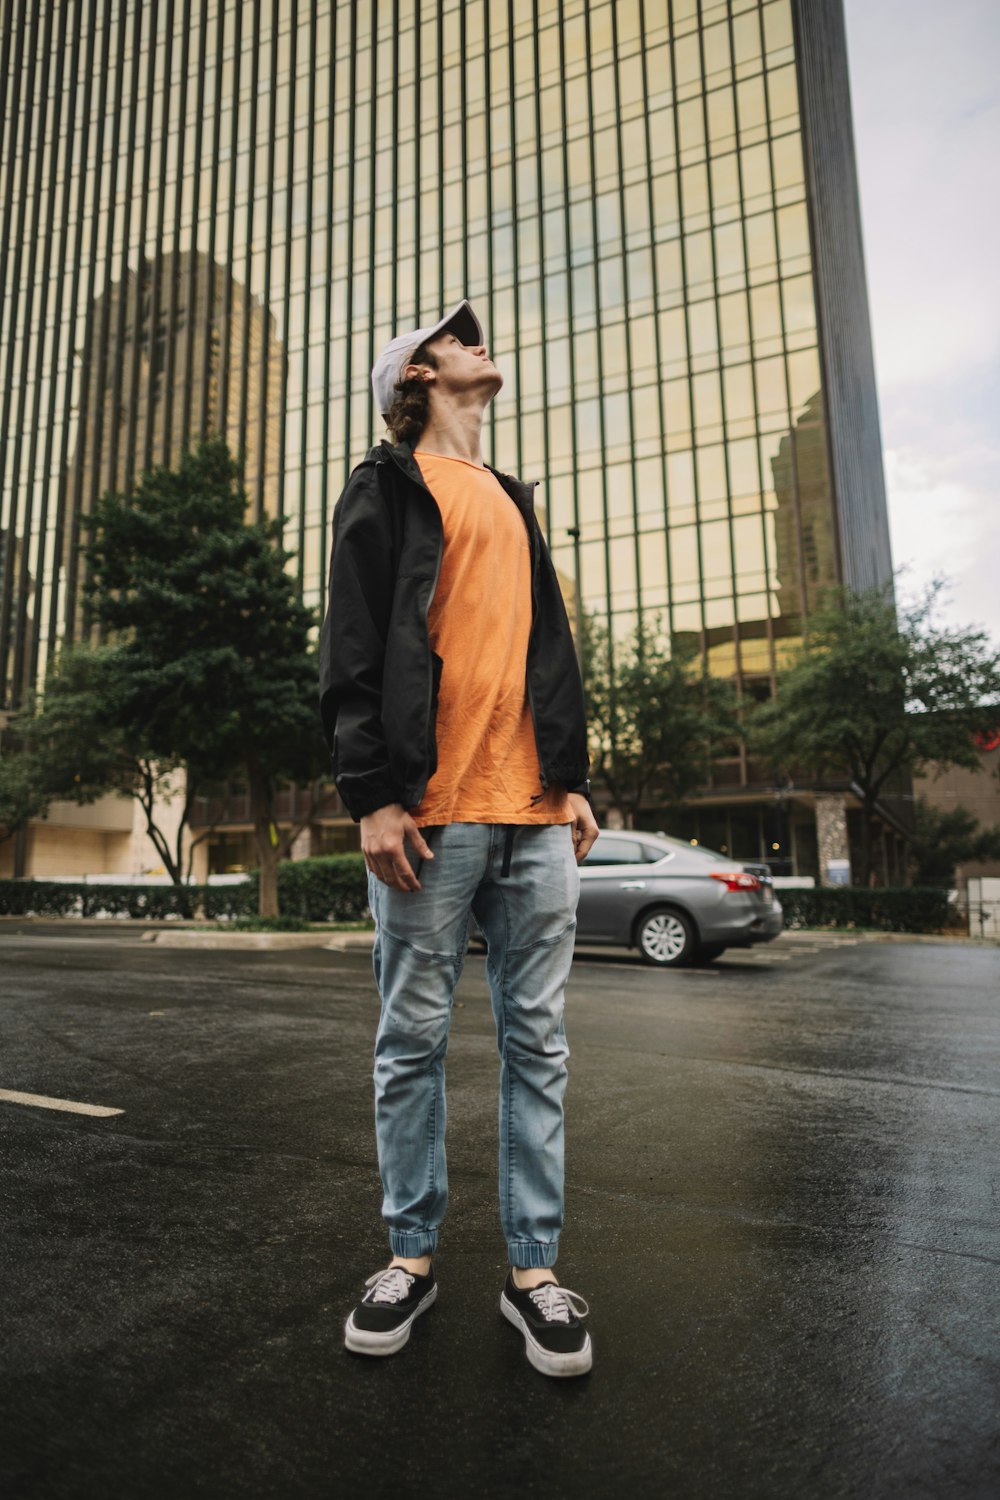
693, 943, 727, 964
635, 907, 697, 967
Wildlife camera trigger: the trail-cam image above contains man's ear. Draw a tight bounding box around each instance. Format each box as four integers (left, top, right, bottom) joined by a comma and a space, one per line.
403, 361, 435, 384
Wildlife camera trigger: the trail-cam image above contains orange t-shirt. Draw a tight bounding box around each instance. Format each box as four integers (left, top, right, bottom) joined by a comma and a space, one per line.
411, 450, 572, 828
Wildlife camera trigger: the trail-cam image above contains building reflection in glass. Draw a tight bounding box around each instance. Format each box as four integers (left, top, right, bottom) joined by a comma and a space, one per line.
55, 251, 284, 647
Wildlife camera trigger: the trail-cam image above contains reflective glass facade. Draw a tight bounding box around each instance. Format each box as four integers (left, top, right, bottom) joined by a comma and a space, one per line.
1, 0, 892, 699
1, 0, 895, 873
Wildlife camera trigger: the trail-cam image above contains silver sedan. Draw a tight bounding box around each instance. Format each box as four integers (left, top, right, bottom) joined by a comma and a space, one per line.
576, 830, 784, 966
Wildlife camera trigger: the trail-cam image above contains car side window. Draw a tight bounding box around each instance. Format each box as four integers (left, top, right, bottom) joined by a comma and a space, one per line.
583, 836, 653, 866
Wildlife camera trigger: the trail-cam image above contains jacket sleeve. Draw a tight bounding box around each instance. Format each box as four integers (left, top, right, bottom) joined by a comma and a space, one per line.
532, 516, 592, 797
318, 464, 404, 820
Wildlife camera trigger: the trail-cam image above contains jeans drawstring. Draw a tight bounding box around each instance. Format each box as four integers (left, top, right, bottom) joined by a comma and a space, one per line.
500, 825, 516, 878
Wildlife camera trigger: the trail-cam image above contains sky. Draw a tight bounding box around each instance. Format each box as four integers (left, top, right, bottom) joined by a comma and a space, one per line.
841, 0, 999, 644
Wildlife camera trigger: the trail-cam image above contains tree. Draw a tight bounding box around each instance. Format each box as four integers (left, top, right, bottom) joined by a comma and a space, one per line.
584, 615, 741, 828
11, 644, 219, 883
907, 799, 1000, 888
750, 582, 1000, 885
81, 437, 334, 916
0, 740, 48, 848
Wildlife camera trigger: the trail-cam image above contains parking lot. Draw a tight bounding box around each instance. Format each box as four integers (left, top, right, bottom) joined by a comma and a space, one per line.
2, 927, 999, 1499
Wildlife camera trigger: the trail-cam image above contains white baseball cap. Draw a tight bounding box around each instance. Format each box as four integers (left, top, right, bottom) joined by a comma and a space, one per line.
371, 299, 485, 421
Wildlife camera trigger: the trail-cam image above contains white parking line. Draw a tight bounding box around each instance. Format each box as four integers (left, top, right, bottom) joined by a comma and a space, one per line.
0, 1087, 124, 1118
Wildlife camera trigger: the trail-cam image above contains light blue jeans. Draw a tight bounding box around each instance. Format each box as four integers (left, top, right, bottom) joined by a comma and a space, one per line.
367, 821, 580, 1269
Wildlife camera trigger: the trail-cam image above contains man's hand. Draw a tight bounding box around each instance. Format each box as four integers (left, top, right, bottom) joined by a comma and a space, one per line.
567, 792, 599, 864
361, 804, 434, 892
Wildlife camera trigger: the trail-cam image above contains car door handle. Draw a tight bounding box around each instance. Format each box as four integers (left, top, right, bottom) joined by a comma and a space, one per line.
619, 880, 646, 890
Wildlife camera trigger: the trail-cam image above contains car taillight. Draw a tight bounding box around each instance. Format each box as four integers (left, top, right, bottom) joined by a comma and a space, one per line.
710, 871, 762, 893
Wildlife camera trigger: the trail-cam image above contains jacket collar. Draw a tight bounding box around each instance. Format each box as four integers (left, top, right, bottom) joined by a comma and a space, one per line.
374, 437, 536, 515
374, 438, 432, 497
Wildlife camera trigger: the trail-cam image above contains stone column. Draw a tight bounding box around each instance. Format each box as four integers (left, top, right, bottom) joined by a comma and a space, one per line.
815, 794, 851, 887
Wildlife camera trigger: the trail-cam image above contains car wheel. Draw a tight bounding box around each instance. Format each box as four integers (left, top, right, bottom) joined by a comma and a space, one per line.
693, 943, 727, 965
635, 907, 697, 967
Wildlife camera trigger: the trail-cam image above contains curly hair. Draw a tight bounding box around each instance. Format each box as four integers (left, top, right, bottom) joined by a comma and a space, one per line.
385, 342, 437, 444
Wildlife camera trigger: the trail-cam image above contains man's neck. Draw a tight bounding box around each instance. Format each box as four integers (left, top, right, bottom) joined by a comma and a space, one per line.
415, 401, 488, 467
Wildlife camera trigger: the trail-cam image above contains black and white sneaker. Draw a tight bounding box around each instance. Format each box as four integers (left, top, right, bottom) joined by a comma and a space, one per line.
500, 1272, 593, 1377
344, 1264, 437, 1356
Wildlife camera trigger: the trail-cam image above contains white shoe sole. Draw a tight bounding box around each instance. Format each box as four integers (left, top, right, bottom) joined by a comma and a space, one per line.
344, 1282, 438, 1356
500, 1291, 593, 1377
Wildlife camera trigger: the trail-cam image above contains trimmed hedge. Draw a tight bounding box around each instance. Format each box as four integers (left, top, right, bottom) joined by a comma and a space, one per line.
202, 884, 256, 920
778, 886, 956, 933
0, 853, 369, 923
0, 880, 210, 919
0, 880, 80, 917
265, 853, 369, 922
2, 868, 953, 933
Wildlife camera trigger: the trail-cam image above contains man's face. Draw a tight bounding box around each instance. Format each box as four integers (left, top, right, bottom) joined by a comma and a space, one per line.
407, 332, 504, 401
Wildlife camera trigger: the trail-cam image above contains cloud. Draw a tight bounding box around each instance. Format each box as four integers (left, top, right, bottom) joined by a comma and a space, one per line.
884, 440, 1000, 639
844, 0, 1000, 388
881, 362, 1000, 638
843, 0, 1000, 643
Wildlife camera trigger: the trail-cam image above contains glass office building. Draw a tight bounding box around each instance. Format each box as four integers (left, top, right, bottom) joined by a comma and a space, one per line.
0, 0, 900, 881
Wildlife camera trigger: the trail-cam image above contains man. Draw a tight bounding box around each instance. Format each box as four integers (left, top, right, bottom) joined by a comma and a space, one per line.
319, 299, 598, 1377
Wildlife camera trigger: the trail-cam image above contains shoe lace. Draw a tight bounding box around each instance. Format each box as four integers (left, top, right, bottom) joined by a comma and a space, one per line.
528, 1283, 589, 1324
364, 1267, 415, 1305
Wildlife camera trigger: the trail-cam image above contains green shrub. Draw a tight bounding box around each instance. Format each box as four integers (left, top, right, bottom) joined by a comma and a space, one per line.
0, 854, 369, 922
270, 853, 369, 921
0, 871, 954, 933
80, 884, 202, 919
0, 879, 211, 918
202, 883, 256, 920
220, 858, 370, 923
205, 856, 369, 922
0, 880, 81, 917
779, 886, 956, 933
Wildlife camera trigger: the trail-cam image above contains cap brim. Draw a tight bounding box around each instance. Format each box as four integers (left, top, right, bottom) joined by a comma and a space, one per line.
431, 299, 484, 348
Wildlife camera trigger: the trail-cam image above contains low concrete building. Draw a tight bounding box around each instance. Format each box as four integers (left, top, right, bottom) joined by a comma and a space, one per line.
914, 739, 1000, 891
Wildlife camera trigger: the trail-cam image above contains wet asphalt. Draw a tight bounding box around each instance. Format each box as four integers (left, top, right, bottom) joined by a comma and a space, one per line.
1, 927, 998, 1500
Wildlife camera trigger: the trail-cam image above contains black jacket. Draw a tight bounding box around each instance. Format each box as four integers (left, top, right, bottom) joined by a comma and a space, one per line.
319, 439, 590, 821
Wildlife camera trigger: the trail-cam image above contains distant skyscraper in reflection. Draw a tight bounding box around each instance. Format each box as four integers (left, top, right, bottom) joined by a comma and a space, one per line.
54, 251, 284, 648
1, 0, 900, 883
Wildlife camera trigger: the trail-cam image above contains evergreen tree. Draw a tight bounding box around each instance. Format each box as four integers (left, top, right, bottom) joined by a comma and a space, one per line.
81, 437, 332, 915
0, 739, 48, 847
